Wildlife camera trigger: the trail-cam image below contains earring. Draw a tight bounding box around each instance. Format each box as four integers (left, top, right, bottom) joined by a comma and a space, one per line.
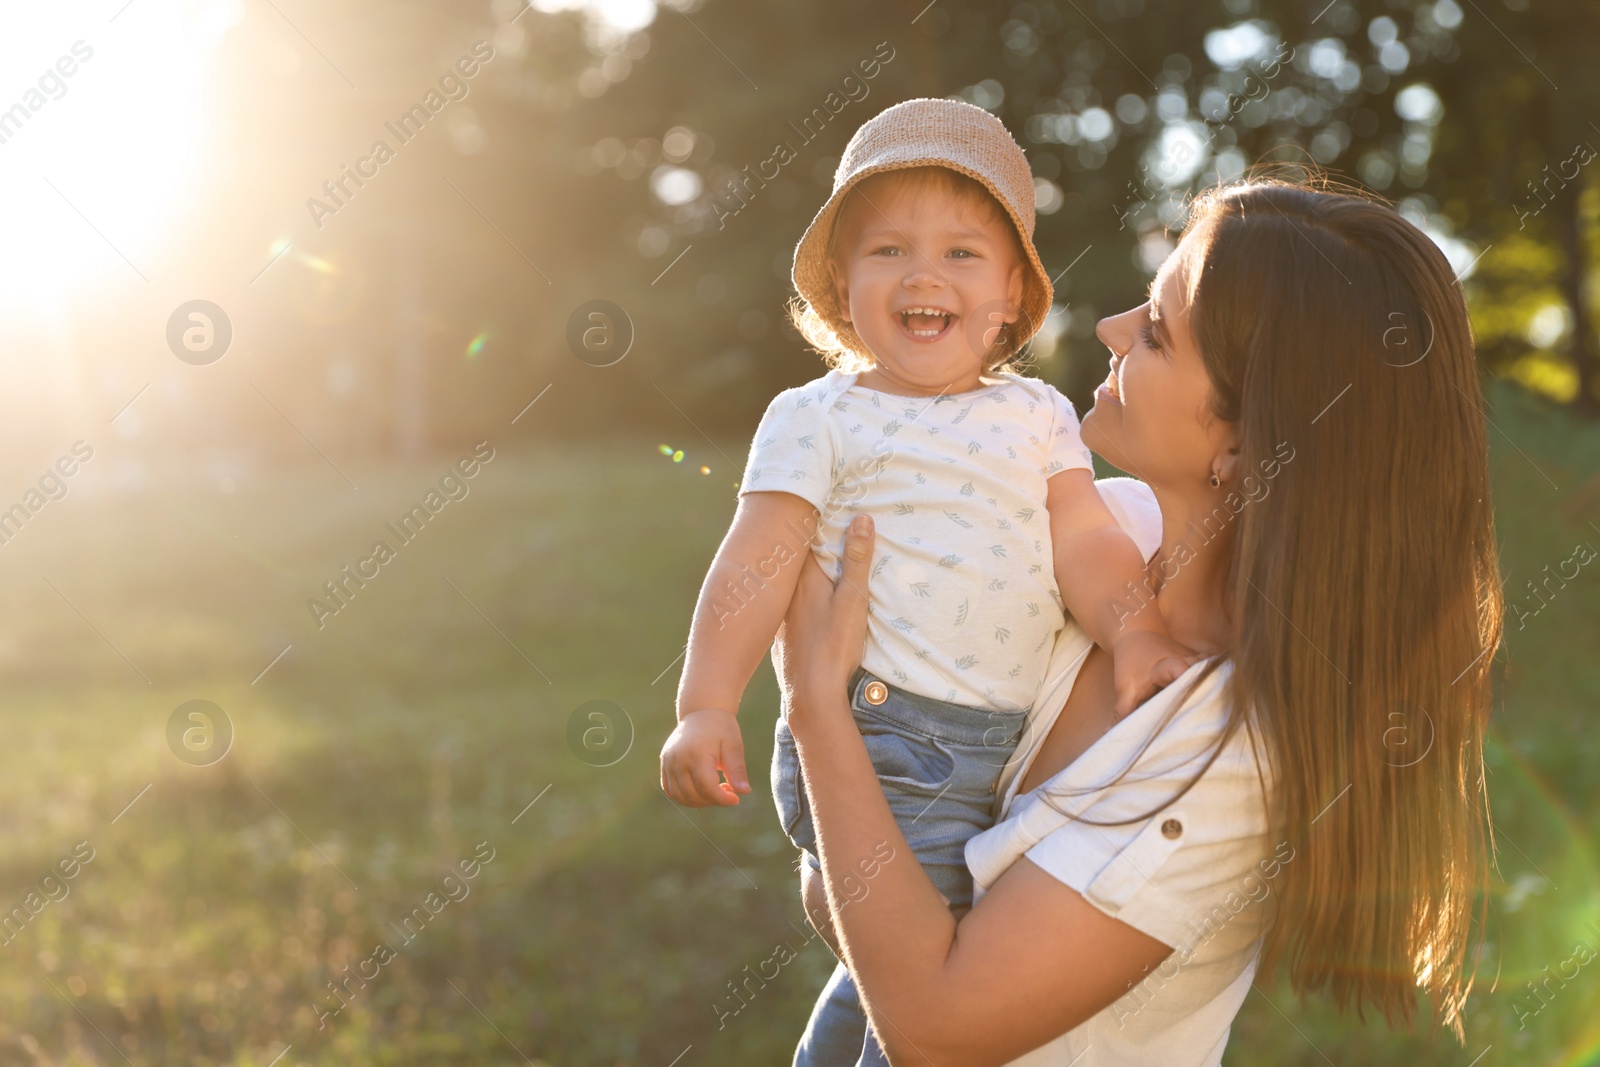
1209, 472, 1221, 488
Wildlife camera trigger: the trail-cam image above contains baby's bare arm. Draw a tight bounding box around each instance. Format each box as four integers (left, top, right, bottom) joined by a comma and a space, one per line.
1046, 471, 1196, 715
677, 490, 822, 717
662, 491, 820, 807
1045, 470, 1162, 648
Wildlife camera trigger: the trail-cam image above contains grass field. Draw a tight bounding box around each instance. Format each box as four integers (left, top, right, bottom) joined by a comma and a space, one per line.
0, 379, 1595, 1066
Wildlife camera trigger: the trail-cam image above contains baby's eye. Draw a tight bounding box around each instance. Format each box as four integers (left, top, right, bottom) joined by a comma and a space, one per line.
948, 248, 976, 259
872, 245, 902, 257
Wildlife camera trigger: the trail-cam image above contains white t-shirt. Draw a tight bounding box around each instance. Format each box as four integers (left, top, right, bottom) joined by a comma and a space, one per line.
739, 369, 1094, 711
966, 479, 1279, 1067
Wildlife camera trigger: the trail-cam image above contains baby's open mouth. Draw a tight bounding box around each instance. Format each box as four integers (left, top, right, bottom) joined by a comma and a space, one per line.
898, 307, 955, 339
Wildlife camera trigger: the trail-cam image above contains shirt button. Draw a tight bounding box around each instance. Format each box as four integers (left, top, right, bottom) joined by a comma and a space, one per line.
864, 680, 889, 705
1161, 818, 1183, 839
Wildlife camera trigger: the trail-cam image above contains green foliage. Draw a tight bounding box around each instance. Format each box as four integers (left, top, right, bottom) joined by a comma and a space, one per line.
0, 396, 1596, 1063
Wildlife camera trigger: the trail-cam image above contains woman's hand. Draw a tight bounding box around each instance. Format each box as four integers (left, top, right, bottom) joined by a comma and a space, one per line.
772, 514, 876, 724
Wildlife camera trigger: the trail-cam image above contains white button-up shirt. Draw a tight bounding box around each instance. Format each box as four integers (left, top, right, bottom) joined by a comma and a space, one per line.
965, 479, 1282, 1067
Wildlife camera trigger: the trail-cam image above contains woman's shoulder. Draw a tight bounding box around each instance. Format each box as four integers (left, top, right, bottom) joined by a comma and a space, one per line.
1094, 477, 1161, 562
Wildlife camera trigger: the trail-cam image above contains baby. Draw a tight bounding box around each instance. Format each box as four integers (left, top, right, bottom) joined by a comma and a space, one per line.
659, 98, 1189, 1061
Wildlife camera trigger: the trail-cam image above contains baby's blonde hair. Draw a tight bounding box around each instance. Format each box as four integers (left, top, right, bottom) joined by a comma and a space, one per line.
787, 166, 1034, 375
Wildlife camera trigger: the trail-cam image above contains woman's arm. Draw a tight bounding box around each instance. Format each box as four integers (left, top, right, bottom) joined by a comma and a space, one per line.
778, 515, 1173, 1066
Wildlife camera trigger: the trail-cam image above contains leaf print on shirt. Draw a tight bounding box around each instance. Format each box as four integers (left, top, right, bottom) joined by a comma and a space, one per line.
795, 395, 812, 408
954, 654, 978, 670
882, 419, 901, 436
967, 442, 983, 456
954, 598, 969, 626
994, 626, 1011, 643
1006, 446, 1017, 459
914, 473, 926, 485
987, 578, 1007, 591
872, 555, 892, 578
938, 554, 963, 569
1025, 601, 1040, 617
959, 481, 975, 496
989, 544, 1007, 557
893, 503, 914, 515
944, 511, 973, 528
1014, 507, 1036, 524
890, 617, 915, 633
797, 434, 816, 451
910, 581, 931, 598
1009, 664, 1024, 678
951, 404, 972, 424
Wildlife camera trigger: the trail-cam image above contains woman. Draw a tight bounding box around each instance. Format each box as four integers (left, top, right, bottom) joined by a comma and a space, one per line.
774, 177, 1502, 1066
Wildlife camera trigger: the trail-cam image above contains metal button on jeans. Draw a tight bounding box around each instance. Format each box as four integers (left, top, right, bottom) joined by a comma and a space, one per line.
864, 680, 889, 705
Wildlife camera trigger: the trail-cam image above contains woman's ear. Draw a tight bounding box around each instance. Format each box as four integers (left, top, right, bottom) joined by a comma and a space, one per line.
828, 259, 852, 324
1212, 422, 1243, 485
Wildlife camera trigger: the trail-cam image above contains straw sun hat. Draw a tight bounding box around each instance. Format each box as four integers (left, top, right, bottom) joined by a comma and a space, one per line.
790, 97, 1053, 365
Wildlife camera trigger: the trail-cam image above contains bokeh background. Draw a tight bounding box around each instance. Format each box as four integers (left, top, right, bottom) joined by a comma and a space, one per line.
0, 0, 1596, 1064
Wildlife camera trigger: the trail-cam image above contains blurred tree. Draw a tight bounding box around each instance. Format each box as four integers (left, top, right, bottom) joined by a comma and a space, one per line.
1421, 0, 1600, 413
135, 0, 1600, 460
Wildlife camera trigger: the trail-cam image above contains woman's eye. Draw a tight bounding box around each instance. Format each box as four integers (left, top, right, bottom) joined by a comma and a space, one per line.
1140, 321, 1163, 352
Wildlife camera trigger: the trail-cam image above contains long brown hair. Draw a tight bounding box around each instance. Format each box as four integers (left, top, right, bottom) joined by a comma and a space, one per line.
1048, 175, 1502, 1038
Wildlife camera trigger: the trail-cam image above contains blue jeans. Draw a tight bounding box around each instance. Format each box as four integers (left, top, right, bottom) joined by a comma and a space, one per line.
772, 669, 1028, 1067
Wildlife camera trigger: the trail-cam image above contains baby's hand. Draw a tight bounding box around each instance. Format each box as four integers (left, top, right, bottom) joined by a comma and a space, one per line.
660, 708, 751, 807
1110, 630, 1199, 718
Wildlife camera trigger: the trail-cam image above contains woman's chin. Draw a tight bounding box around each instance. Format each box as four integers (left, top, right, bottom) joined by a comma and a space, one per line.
1079, 409, 1113, 458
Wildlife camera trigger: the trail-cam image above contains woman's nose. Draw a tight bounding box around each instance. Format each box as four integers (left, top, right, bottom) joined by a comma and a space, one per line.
1095, 315, 1129, 362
